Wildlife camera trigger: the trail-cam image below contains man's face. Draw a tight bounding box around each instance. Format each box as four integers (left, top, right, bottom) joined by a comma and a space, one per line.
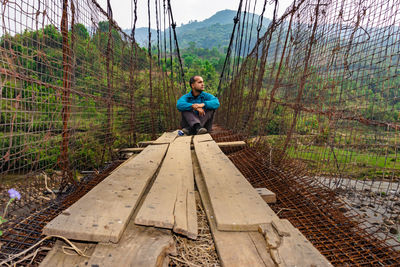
191, 76, 204, 92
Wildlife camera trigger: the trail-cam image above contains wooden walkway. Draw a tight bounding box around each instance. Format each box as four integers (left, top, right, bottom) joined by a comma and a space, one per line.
41, 132, 332, 267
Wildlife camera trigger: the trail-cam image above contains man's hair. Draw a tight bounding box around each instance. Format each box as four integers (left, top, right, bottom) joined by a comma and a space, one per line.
189, 76, 199, 88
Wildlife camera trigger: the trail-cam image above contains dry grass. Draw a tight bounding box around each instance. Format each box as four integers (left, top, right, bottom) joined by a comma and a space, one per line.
170, 196, 220, 267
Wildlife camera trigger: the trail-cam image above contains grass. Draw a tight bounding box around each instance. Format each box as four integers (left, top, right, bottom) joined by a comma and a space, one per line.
250, 134, 400, 180
289, 145, 398, 168
289, 144, 399, 179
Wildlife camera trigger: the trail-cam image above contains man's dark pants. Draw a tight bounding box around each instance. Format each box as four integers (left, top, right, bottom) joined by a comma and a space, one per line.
180, 109, 215, 133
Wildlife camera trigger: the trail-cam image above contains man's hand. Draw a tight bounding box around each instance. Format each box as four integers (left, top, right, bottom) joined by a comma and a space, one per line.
192, 103, 205, 116
192, 103, 205, 109
196, 107, 205, 116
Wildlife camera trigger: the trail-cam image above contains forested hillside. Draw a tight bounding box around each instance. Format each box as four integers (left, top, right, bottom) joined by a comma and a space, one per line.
129, 10, 271, 50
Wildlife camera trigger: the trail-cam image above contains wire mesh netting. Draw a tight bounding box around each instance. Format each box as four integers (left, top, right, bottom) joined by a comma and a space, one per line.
212, 125, 400, 265
1, 0, 400, 265
0, 0, 184, 264
218, 0, 400, 248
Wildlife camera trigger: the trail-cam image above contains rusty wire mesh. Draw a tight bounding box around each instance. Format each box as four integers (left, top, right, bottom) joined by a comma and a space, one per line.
0, 0, 183, 263
0, 161, 121, 266
1, 0, 400, 266
217, 0, 400, 247
212, 126, 400, 266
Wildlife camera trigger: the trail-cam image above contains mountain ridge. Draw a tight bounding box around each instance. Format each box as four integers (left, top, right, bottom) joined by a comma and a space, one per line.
125, 9, 271, 49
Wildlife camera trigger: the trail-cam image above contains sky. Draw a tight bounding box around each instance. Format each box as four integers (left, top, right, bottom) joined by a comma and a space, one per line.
96, 0, 294, 29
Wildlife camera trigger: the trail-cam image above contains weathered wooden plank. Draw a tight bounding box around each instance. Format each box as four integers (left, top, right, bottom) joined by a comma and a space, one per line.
259, 219, 332, 266
119, 147, 145, 153
152, 131, 179, 144
193, 137, 278, 231
194, 133, 213, 142
271, 218, 291, 237
216, 141, 246, 148
193, 152, 275, 267
185, 188, 198, 239
39, 240, 97, 267
135, 136, 197, 239
43, 144, 169, 243
119, 140, 246, 154
138, 140, 155, 147
256, 188, 276, 204
87, 224, 175, 267
173, 137, 197, 239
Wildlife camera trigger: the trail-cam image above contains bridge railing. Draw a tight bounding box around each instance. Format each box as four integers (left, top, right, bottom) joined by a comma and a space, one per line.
0, 0, 182, 219
217, 0, 400, 231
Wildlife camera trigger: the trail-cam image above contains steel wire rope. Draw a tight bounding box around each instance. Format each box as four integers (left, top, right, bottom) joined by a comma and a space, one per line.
167, 0, 186, 93
216, 0, 244, 97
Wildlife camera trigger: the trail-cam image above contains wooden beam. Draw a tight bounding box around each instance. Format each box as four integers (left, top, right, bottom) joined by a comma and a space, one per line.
138, 140, 155, 147
39, 240, 97, 267
258, 219, 332, 266
193, 136, 278, 231
135, 136, 198, 239
255, 188, 276, 204
118, 147, 145, 153
87, 225, 175, 267
173, 138, 198, 239
41, 220, 175, 267
43, 144, 169, 243
152, 131, 179, 144
194, 133, 213, 142
216, 141, 246, 148
193, 151, 275, 267
119, 141, 247, 154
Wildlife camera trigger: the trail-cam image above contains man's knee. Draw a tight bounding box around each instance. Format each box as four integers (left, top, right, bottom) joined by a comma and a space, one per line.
181, 110, 200, 127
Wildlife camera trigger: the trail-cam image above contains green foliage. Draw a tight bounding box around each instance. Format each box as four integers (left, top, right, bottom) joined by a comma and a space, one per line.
178, 43, 225, 94
74, 23, 89, 40
0, 21, 141, 172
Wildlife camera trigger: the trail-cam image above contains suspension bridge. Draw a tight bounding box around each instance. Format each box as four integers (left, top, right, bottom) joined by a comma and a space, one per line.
0, 0, 400, 266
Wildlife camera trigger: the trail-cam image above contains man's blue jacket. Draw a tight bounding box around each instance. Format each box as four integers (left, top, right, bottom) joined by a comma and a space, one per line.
176, 91, 220, 111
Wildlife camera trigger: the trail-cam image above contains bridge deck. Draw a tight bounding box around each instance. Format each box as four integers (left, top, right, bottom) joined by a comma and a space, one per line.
41, 132, 331, 267
43, 144, 169, 243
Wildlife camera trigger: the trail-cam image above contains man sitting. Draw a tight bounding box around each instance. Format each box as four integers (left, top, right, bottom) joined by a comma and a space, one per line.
176, 75, 220, 135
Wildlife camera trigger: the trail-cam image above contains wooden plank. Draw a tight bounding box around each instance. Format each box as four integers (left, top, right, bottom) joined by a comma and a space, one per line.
43, 144, 169, 243
185, 188, 198, 239
216, 141, 246, 148
39, 240, 97, 267
135, 136, 197, 239
87, 223, 175, 267
193, 136, 278, 231
194, 133, 213, 142
119, 141, 245, 154
271, 218, 291, 237
193, 152, 275, 267
119, 147, 145, 153
173, 136, 197, 239
153, 131, 179, 144
259, 219, 332, 266
139, 140, 155, 147
256, 188, 276, 204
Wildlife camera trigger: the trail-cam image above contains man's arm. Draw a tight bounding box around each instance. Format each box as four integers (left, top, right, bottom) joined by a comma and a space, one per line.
203, 93, 220, 110
176, 94, 193, 111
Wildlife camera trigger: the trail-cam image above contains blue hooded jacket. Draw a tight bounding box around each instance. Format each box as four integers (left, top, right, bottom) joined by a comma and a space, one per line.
176, 91, 220, 111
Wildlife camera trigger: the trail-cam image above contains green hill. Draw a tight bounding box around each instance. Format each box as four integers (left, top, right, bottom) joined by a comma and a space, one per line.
126, 9, 271, 50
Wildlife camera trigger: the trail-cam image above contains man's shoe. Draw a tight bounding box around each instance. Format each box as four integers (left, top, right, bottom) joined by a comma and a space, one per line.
196, 127, 208, 135
182, 128, 190, 135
